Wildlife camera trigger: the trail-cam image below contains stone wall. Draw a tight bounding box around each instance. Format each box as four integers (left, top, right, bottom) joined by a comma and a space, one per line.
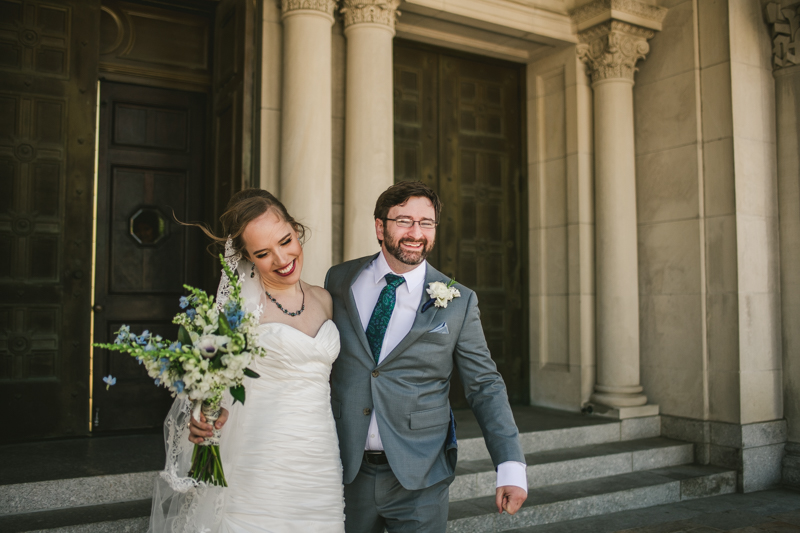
633, 0, 707, 420
769, 1, 800, 489
526, 47, 596, 411
634, 0, 783, 491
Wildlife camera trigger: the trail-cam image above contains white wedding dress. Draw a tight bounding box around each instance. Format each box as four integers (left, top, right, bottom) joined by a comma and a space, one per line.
148, 252, 345, 533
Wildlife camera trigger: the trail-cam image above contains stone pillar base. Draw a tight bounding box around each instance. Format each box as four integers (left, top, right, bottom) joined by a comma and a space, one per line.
661, 415, 787, 492
589, 403, 659, 420
591, 384, 649, 409
783, 442, 800, 489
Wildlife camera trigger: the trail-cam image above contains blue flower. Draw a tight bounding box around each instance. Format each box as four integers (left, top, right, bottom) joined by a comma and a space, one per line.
154, 378, 161, 386
227, 310, 244, 329
179, 296, 191, 309
144, 344, 156, 352
223, 301, 244, 329
186, 309, 197, 320
114, 325, 131, 344
174, 380, 185, 393
169, 341, 182, 351
136, 330, 151, 345
103, 375, 116, 390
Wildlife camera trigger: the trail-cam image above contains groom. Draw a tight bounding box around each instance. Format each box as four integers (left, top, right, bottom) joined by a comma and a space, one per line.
326, 180, 527, 532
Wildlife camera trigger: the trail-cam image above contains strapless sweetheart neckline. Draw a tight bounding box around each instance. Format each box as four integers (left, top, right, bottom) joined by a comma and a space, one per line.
258, 319, 335, 340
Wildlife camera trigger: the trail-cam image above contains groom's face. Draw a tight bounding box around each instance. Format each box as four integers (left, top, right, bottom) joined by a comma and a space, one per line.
376, 196, 436, 271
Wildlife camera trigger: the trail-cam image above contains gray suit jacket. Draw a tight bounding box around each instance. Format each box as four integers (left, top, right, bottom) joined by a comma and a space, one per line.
325, 254, 525, 491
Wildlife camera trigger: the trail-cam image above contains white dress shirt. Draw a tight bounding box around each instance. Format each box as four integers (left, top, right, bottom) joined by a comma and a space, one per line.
351, 251, 527, 492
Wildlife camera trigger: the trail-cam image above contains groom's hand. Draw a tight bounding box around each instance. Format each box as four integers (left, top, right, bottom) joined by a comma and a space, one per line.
496, 485, 526, 515
188, 408, 229, 444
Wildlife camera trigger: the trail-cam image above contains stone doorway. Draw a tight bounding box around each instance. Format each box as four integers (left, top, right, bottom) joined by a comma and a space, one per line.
392, 41, 528, 407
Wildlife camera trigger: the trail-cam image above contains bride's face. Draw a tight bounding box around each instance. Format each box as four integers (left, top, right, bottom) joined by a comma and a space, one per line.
241, 209, 303, 290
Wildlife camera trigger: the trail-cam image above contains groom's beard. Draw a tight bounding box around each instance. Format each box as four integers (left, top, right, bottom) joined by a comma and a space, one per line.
384, 232, 434, 266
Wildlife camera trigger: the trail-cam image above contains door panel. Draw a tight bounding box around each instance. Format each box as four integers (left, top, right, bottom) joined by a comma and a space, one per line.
211, 0, 257, 228
393, 43, 528, 407
0, 0, 100, 441
92, 81, 205, 432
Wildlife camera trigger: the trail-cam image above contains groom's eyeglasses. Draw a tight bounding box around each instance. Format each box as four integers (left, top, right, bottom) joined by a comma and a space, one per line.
385, 217, 438, 230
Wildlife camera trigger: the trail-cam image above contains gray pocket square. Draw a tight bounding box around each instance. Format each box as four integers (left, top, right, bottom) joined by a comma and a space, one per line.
428, 322, 449, 334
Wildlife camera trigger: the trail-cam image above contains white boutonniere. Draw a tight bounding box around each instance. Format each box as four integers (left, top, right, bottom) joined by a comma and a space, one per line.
424, 279, 461, 311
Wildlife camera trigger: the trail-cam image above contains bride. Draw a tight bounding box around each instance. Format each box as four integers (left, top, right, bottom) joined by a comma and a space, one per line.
149, 189, 345, 532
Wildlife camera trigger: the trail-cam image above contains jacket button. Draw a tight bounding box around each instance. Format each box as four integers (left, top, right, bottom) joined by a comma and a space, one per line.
363, 408, 371, 416
372, 370, 380, 378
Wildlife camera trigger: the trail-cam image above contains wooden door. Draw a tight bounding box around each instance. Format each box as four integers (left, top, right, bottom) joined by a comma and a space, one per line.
211, 0, 257, 228
0, 0, 100, 441
92, 81, 206, 432
393, 43, 528, 407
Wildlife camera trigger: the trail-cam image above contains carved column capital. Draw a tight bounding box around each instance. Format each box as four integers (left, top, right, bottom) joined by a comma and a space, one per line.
281, 0, 338, 20
766, 2, 800, 70
571, 0, 665, 84
341, 0, 401, 31
576, 21, 655, 83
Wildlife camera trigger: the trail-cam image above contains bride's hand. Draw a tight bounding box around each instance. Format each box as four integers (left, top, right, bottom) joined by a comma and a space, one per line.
188, 408, 229, 444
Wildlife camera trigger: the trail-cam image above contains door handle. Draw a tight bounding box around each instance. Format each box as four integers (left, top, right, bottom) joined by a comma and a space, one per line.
92, 305, 104, 312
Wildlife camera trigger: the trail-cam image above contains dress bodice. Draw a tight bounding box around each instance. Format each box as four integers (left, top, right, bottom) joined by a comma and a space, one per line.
250, 320, 340, 383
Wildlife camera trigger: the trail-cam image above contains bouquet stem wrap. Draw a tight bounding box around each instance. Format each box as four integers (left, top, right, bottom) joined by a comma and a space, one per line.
189, 400, 227, 486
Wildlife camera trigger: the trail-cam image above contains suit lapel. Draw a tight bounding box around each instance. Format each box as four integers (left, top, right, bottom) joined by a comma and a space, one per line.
378, 264, 448, 367
344, 254, 378, 359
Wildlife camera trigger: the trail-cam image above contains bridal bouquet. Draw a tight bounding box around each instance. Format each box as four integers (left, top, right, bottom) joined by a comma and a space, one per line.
94, 255, 265, 487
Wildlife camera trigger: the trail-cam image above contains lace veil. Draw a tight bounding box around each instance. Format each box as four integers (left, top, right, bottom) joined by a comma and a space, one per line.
148, 239, 263, 533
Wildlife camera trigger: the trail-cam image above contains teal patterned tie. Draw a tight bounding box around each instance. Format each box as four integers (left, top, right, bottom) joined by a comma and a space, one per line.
366, 273, 406, 365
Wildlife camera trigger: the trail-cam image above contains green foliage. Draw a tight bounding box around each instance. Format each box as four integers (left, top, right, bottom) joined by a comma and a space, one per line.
178, 325, 193, 346
230, 384, 245, 405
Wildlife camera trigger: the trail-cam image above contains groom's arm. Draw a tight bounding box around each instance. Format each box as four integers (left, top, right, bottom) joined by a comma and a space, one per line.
453, 291, 525, 464
452, 290, 528, 511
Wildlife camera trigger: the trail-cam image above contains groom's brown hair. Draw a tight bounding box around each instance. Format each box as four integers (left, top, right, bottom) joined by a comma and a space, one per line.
373, 181, 443, 224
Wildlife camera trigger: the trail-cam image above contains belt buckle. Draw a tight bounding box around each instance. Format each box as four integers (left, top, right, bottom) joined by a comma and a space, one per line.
364, 451, 386, 465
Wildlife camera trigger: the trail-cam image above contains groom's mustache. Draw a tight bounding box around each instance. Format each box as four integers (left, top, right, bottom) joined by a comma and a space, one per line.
399, 237, 429, 248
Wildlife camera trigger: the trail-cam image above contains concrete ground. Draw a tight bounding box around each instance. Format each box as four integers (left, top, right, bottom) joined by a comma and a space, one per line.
509, 488, 800, 533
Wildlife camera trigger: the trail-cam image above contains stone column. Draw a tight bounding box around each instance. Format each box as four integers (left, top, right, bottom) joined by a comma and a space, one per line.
767, 1, 800, 488
280, 0, 337, 286
341, 0, 400, 261
574, 5, 664, 416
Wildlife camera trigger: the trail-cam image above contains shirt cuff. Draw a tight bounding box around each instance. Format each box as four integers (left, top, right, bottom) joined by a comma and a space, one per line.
496, 461, 528, 493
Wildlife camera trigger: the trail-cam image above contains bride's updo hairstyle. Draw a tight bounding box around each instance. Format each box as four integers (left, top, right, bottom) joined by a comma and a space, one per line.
194, 188, 308, 258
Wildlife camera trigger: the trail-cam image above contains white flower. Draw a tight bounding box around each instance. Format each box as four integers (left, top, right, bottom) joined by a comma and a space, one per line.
196, 335, 231, 358
426, 281, 461, 308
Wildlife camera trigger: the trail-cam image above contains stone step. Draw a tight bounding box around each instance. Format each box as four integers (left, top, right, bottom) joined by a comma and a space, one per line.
451, 437, 693, 501
2, 435, 678, 515
455, 408, 659, 462
0, 472, 157, 516
446, 464, 737, 532
4, 465, 735, 533
0, 499, 150, 533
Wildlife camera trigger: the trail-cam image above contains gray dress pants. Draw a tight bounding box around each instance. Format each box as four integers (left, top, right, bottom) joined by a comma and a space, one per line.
343, 459, 450, 533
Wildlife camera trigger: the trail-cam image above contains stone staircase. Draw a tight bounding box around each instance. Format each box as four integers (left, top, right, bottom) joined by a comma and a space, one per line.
0, 408, 736, 532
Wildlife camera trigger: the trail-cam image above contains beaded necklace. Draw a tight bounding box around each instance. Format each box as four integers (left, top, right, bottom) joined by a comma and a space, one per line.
264, 284, 305, 317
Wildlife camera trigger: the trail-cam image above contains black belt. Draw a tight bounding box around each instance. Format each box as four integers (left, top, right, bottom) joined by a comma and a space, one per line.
363, 451, 389, 465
